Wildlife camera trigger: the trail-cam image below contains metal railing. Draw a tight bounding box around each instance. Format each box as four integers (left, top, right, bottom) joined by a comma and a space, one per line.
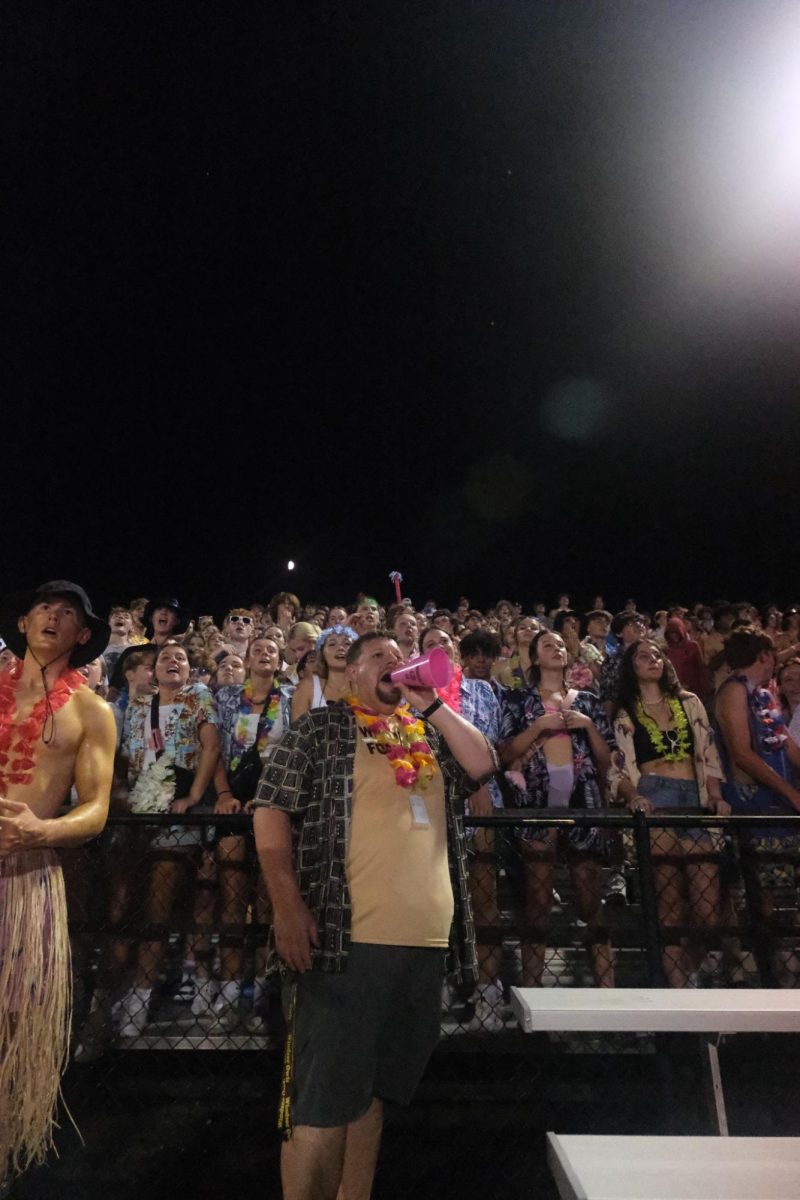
64, 810, 800, 1059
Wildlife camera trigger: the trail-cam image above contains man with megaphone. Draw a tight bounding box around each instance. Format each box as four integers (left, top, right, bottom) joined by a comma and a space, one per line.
253, 631, 497, 1200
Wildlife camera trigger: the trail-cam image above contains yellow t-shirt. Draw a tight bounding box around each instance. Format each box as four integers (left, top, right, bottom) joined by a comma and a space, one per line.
347, 722, 453, 947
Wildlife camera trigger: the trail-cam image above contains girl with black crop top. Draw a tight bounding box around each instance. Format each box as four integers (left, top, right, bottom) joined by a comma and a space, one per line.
609, 639, 729, 987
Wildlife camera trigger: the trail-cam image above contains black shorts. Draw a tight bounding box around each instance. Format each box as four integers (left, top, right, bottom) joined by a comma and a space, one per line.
284, 943, 445, 1128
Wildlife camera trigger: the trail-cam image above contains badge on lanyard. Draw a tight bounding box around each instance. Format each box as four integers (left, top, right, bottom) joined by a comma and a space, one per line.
148, 727, 164, 752
409, 793, 430, 829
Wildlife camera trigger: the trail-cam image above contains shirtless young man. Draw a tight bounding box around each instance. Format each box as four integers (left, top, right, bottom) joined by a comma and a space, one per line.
0, 581, 116, 1183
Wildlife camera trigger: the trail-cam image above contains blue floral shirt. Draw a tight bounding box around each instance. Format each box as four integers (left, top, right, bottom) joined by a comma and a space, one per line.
460, 677, 502, 808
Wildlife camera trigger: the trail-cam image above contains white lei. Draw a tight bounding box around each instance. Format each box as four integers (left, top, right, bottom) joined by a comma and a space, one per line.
128, 755, 177, 813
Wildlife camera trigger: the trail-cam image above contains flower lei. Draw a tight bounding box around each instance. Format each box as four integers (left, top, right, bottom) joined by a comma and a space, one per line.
746, 680, 788, 752
436, 665, 462, 714
128, 755, 176, 813
635, 695, 692, 763
346, 694, 436, 789
230, 678, 282, 771
0, 662, 86, 792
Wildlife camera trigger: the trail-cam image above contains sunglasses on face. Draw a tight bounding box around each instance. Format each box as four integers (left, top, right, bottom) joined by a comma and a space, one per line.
229, 616, 253, 625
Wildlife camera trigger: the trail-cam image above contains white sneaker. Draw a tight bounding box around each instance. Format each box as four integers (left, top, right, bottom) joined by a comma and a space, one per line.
170, 970, 197, 1003
213, 980, 241, 1009
211, 981, 241, 1030
117, 987, 152, 1037
190, 977, 219, 1017
468, 982, 505, 1033
603, 871, 628, 906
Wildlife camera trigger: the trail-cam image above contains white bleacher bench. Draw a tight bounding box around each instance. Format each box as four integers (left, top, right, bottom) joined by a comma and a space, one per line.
511, 988, 800, 1135
546, 1133, 800, 1200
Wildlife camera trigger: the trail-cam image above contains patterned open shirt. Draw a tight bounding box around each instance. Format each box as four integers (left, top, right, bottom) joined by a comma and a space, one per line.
253, 701, 480, 983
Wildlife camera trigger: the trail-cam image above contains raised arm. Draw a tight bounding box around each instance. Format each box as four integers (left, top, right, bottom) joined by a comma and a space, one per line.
400, 682, 497, 779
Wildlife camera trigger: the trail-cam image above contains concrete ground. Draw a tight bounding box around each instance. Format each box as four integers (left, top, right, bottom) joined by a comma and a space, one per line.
9, 1032, 800, 1200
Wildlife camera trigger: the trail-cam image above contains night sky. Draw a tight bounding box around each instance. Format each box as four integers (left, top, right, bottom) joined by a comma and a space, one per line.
7, 1, 800, 617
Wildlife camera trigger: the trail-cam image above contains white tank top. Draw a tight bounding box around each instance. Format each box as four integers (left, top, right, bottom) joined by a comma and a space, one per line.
311, 675, 327, 708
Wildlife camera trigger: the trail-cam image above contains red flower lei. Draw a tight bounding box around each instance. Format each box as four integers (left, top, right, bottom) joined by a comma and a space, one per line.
0, 663, 86, 793
437, 665, 463, 714
346, 694, 436, 790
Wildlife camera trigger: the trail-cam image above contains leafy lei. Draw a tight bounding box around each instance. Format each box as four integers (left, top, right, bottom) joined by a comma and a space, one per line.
635, 695, 692, 762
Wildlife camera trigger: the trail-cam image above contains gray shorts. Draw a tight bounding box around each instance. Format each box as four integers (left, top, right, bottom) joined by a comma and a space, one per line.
283, 943, 445, 1128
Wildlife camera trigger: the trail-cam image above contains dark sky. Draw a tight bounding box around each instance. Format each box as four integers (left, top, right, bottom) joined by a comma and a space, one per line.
7, 1, 800, 617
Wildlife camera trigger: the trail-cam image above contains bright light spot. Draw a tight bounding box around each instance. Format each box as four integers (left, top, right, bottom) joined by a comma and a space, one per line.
677, 8, 800, 286
287, 560, 295, 571
539, 378, 610, 442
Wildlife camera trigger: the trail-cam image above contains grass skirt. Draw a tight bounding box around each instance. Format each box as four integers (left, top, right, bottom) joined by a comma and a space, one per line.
0, 849, 71, 1182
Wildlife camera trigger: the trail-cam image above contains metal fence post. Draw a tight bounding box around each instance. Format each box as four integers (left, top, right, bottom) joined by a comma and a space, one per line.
632, 812, 666, 986
735, 826, 775, 986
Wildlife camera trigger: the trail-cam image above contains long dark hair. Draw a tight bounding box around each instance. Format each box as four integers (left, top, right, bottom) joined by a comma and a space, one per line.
612, 639, 681, 720
528, 628, 566, 687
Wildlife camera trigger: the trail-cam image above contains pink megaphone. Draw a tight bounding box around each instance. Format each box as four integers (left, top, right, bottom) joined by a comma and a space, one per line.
390, 647, 453, 690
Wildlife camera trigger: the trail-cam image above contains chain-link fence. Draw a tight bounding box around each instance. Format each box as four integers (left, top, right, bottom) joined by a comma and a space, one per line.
445, 810, 800, 1035
63, 810, 800, 1057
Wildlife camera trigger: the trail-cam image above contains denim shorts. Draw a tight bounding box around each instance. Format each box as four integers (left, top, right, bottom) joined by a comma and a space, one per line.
283, 943, 445, 1128
637, 775, 717, 848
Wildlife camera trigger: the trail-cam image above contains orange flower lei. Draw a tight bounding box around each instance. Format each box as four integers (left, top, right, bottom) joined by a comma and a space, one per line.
0, 662, 86, 792
346, 694, 436, 790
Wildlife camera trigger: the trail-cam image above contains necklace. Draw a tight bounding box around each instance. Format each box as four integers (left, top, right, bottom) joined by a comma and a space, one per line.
346, 694, 436, 789
0, 662, 85, 792
635, 695, 692, 763
230, 678, 282, 771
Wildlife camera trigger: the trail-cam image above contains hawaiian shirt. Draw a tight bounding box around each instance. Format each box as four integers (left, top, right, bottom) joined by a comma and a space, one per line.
460, 677, 500, 742
253, 701, 479, 983
609, 692, 723, 808
598, 647, 624, 705
215, 683, 292, 769
499, 685, 616, 851
122, 683, 218, 784
460, 677, 502, 808
580, 638, 606, 669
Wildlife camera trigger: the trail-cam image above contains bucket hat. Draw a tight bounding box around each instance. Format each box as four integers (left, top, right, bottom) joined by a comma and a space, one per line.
0, 580, 110, 669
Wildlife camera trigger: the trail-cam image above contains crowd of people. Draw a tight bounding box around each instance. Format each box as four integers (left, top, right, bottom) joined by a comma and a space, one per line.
5, 588, 800, 1049
3, 582, 800, 1196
